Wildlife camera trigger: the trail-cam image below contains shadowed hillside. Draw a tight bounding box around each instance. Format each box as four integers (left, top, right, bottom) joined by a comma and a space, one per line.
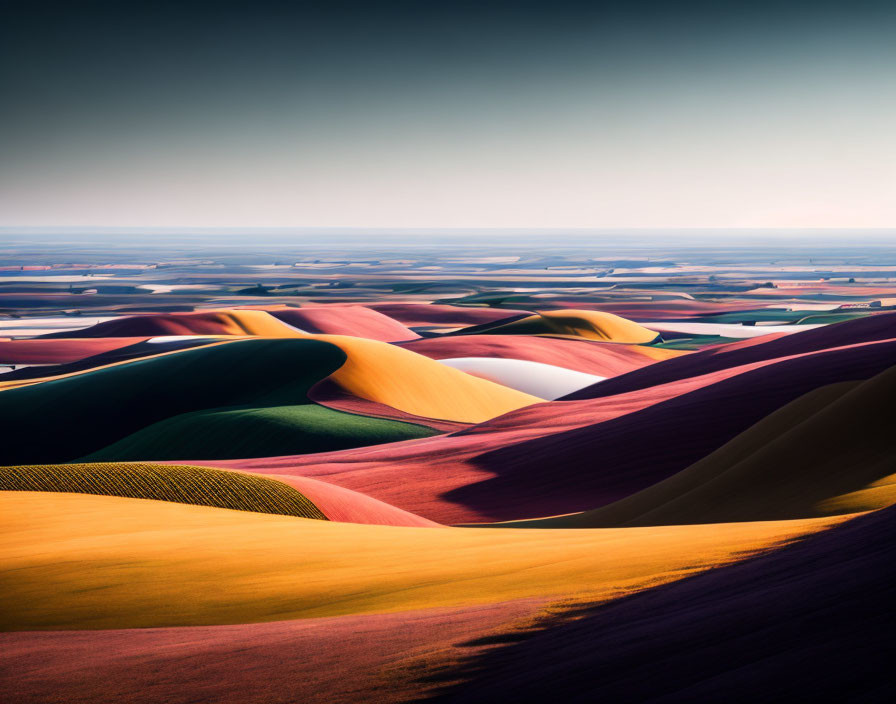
458, 309, 660, 344
429, 506, 894, 703
504, 365, 896, 527
564, 310, 896, 400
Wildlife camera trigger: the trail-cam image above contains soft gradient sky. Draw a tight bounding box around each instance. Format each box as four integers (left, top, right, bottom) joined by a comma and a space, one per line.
1, 0, 894, 228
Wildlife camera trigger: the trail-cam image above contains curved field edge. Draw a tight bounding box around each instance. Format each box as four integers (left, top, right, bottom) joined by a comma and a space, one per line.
494, 365, 896, 528
0, 490, 850, 630
0, 463, 327, 520
426, 505, 894, 703
78, 402, 439, 462
0, 338, 349, 464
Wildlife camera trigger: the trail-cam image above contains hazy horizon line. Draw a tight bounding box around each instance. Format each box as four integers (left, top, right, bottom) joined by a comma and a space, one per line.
3, 226, 894, 233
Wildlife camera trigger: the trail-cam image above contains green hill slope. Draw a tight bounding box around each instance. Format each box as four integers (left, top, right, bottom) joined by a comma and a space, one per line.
0, 338, 435, 464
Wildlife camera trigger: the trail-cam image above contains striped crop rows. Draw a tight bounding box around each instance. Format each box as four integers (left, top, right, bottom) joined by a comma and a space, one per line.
0, 462, 328, 520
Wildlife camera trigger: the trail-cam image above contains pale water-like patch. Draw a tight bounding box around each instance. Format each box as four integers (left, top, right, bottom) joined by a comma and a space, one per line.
437, 357, 604, 400
642, 322, 825, 338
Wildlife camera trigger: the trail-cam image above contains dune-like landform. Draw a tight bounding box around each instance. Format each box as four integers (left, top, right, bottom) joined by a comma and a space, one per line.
0, 339, 440, 464
367, 303, 532, 327
0, 337, 148, 364
566, 310, 896, 400
502, 367, 896, 527
6, 243, 896, 703
0, 600, 544, 704
0, 490, 842, 630
82, 402, 436, 461
431, 505, 894, 703
0, 460, 436, 528
461, 309, 661, 344
448, 337, 896, 521
266, 473, 441, 527
306, 378, 471, 433
41, 309, 301, 338
311, 334, 542, 423
0, 337, 221, 383
547, 299, 775, 321
0, 462, 327, 519
211, 333, 896, 525
436, 357, 604, 399
401, 334, 659, 376
268, 305, 420, 341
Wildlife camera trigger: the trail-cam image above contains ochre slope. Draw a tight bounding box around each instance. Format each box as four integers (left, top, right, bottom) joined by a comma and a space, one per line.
432, 506, 894, 703
523, 365, 896, 528
203, 336, 896, 525
400, 334, 661, 376
447, 337, 896, 522
42, 309, 301, 338
6, 331, 540, 428
269, 305, 419, 341
314, 335, 541, 423
565, 309, 896, 400
266, 473, 441, 527
0, 463, 326, 520
0, 490, 846, 630
464, 309, 660, 344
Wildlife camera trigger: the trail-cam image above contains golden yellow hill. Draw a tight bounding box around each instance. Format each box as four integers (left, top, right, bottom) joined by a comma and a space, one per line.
182, 309, 303, 336
314, 335, 542, 423
513, 366, 896, 528
1, 328, 538, 424
0, 491, 848, 630
480, 310, 660, 344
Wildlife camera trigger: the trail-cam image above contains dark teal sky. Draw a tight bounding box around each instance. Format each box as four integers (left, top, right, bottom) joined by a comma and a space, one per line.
2, 1, 894, 228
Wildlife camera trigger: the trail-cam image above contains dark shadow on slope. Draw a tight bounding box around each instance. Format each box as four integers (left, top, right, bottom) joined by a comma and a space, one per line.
0, 338, 216, 381
440, 338, 896, 521
423, 507, 895, 703
0, 338, 347, 463
564, 310, 896, 400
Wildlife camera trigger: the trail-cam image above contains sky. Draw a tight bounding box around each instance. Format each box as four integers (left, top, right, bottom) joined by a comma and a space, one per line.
1, 0, 895, 229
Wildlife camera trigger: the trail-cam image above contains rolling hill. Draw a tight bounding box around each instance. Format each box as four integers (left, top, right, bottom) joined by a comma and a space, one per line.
0, 338, 426, 464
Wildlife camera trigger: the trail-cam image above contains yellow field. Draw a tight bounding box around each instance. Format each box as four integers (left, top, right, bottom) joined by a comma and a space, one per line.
0, 491, 850, 631
316, 334, 541, 422
489, 309, 661, 344
0, 328, 540, 423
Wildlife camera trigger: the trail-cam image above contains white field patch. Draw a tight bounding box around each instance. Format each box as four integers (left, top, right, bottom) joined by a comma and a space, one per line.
763, 304, 840, 311
642, 322, 825, 338
0, 363, 48, 373
145, 335, 223, 344
0, 275, 118, 283
136, 284, 213, 294
437, 357, 605, 400
0, 316, 119, 338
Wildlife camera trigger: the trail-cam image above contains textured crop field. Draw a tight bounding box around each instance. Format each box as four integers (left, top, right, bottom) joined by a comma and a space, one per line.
0, 463, 327, 520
